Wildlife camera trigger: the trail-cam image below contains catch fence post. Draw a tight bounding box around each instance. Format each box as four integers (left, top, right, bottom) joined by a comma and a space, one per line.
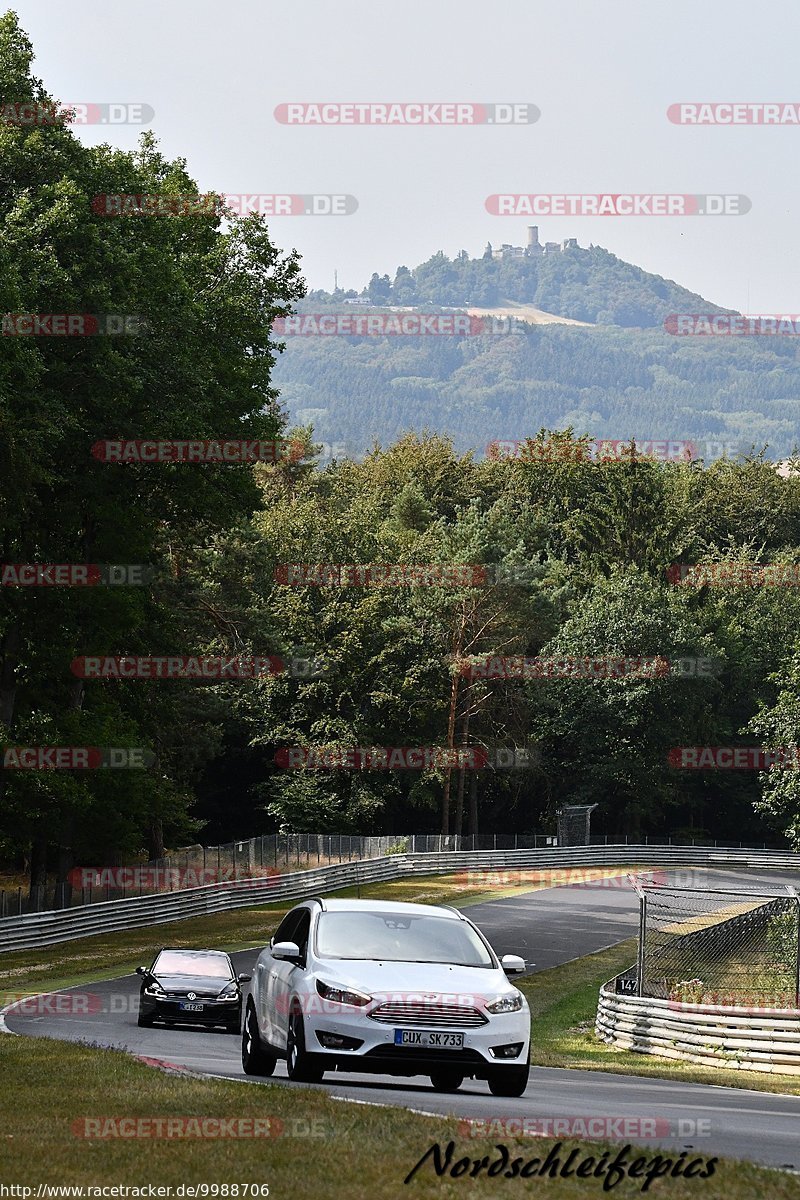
637, 891, 648, 997
627, 875, 648, 999
789, 889, 800, 1009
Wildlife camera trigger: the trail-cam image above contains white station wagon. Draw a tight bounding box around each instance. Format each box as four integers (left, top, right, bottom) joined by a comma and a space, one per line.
242, 897, 530, 1096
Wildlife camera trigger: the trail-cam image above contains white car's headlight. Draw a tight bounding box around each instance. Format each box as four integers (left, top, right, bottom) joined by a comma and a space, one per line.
316, 979, 372, 1007
485, 992, 524, 1014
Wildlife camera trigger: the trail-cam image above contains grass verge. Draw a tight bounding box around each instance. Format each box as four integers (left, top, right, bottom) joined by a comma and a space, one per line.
0, 1031, 797, 1195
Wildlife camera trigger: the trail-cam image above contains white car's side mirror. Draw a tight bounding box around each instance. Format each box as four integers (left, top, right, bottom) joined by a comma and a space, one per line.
272, 940, 302, 962
500, 954, 526, 974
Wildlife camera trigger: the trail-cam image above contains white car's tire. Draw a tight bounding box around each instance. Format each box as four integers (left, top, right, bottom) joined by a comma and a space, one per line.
286, 1010, 325, 1083
487, 1062, 529, 1097
429, 1071, 463, 1092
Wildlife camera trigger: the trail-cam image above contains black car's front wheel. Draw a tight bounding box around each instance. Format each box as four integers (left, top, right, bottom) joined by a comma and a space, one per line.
241, 1001, 277, 1076
286, 1010, 325, 1083
137, 1007, 154, 1028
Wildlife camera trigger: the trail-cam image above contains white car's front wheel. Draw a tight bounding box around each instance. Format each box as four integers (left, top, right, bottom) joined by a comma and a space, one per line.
487, 1062, 529, 1097
429, 1070, 464, 1092
286, 1010, 325, 1083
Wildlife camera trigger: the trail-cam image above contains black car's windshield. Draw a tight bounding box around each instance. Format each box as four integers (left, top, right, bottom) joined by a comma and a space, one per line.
153, 951, 232, 978
316, 912, 494, 967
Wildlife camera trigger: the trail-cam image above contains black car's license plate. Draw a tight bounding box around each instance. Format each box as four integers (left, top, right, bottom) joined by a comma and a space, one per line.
394, 1029, 464, 1049
179, 1002, 204, 1012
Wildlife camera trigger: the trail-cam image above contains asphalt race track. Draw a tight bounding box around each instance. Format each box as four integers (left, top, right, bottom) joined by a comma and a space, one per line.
5, 867, 800, 1172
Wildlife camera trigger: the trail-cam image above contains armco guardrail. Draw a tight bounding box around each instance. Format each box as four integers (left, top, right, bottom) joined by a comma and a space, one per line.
1, 844, 799, 954
596, 981, 800, 1074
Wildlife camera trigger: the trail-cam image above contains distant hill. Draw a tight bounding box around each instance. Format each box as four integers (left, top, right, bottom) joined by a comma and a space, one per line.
308, 240, 734, 328
273, 238, 800, 461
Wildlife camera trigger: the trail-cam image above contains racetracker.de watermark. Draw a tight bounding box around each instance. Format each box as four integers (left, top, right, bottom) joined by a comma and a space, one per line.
460, 656, 717, 680
70, 655, 332, 680
274, 102, 539, 125
457, 1116, 711, 1139
1, 102, 154, 125
274, 746, 535, 770
91, 439, 303, 463
274, 988, 497, 1017
2, 314, 148, 336
668, 102, 800, 125
71, 1116, 330, 1139
1, 991, 103, 1015
457, 869, 668, 890
667, 562, 800, 586
272, 313, 516, 337
668, 746, 800, 769
486, 194, 750, 216
487, 439, 743, 462
665, 314, 800, 335
91, 193, 357, 217
2, 747, 154, 769
67, 865, 281, 890
0, 564, 153, 586
488, 439, 695, 462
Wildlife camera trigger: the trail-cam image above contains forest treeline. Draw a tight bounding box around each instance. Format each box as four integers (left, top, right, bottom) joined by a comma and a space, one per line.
3, 12, 800, 892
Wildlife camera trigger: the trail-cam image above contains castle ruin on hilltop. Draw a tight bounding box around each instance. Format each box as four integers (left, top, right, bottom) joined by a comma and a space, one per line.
486, 226, 579, 260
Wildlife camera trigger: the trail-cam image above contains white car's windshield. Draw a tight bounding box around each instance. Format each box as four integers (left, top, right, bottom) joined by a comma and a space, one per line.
153, 951, 232, 978
316, 912, 494, 966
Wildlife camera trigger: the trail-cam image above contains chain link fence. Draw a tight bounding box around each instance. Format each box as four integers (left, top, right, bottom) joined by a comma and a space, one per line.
0, 831, 560, 915
629, 884, 800, 1008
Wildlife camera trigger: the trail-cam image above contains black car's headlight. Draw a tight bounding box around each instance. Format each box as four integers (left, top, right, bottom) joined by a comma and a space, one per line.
144, 982, 166, 997
485, 992, 524, 1014
217, 982, 240, 1000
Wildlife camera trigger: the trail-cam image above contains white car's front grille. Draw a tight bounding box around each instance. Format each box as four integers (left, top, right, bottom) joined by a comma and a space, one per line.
368, 1001, 488, 1027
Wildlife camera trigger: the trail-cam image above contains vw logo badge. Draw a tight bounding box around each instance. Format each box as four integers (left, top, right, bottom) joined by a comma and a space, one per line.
187, 992, 196, 1000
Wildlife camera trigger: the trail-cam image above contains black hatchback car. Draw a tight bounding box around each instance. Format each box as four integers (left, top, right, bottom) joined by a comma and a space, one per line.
136, 948, 250, 1033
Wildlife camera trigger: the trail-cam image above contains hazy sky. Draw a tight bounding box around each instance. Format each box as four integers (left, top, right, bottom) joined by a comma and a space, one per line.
11, 0, 800, 312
